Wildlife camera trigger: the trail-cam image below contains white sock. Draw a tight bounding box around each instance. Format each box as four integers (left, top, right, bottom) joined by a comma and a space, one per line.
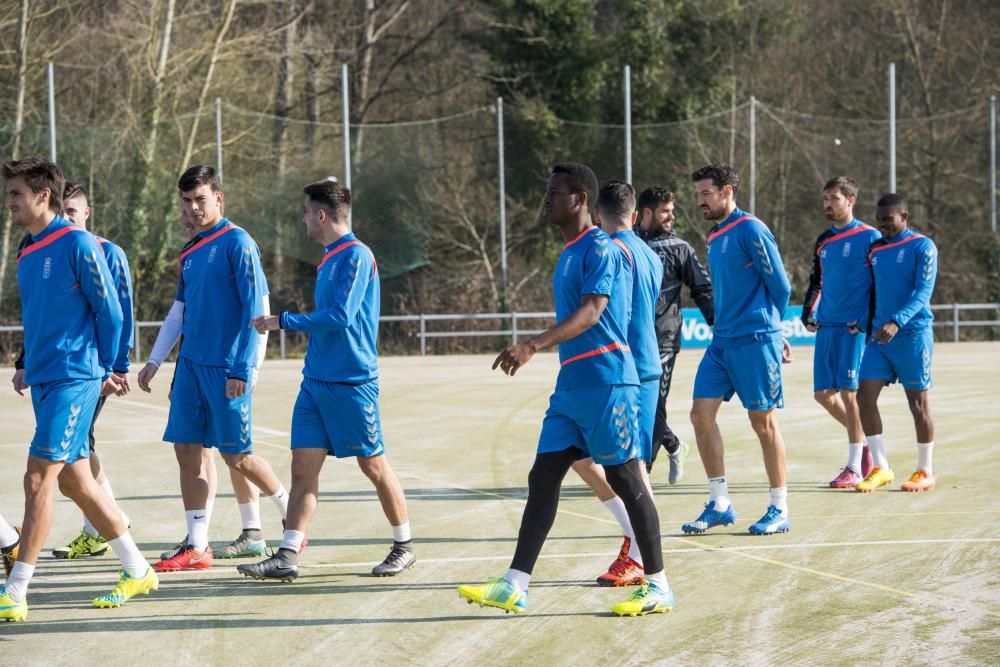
270, 486, 289, 520
847, 442, 864, 474
108, 532, 150, 578
645, 569, 668, 589
205, 498, 216, 527
0, 515, 17, 549
504, 568, 530, 592
917, 441, 934, 474
392, 522, 411, 543
708, 476, 731, 511
82, 514, 99, 538
867, 433, 890, 470
5, 561, 34, 602
238, 502, 262, 531
185, 509, 210, 552
279, 529, 305, 553
769, 487, 788, 513
603, 497, 642, 565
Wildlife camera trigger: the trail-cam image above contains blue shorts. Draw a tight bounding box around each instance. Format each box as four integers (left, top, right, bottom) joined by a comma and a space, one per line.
30, 379, 101, 463
859, 328, 933, 391
537, 384, 641, 466
638, 378, 659, 463
291, 378, 384, 459
693, 334, 783, 411
164, 357, 253, 454
813, 325, 866, 392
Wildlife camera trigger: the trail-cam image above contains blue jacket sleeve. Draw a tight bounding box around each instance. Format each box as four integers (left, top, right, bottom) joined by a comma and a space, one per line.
229, 239, 267, 381
105, 245, 134, 372
745, 222, 791, 318
75, 237, 123, 377
892, 239, 937, 328
283, 248, 373, 333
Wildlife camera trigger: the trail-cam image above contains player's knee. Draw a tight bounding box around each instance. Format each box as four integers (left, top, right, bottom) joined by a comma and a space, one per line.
23, 470, 47, 498
357, 454, 385, 481
527, 458, 562, 491
748, 410, 778, 438
813, 390, 835, 407
222, 453, 250, 473
690, 405, 714, 432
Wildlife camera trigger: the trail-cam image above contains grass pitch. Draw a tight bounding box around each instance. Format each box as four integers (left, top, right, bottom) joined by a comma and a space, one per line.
1, 343, 998, 665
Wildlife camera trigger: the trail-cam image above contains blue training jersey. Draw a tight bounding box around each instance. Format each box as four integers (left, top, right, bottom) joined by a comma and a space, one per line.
281, 233, 379, 384
611, 230, 663, 382
705, 207, 790, 340
97, 237, 134, 372
17, 216, 123, 385
806, 219, 881, 328
554, 226, 638, 391
868, 228, 937, 333
175, 218, 269, 381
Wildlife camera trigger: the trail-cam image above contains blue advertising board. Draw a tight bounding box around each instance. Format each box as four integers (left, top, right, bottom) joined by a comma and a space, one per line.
680, 305, 816, 348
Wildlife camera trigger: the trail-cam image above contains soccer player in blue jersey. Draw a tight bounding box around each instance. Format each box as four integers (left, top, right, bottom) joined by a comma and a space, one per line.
26, 182, 135, 559
801, 176, 881, 488
571, 180, 664, 588
457, 163, 673, 617
1, 156, 156, 622
154, 165, 290, 572
856, 193, 938, 493
239, 178, 414, 581
638, 187, 714, 484
138, 209, 271, 561
683, 164, 793, 536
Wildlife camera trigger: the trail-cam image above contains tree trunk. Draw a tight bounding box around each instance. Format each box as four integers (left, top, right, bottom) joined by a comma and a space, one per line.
0, 0, 31, 312
272, 6, 299, 291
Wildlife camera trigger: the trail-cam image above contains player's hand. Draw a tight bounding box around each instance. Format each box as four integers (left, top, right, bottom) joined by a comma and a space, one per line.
875, 321, 899, 344
11, 368, 28, 396
225, 378, 247, 399
781, 338, 793, 364
112, 371, 131, 396
492, 342, 537, 376
101, 374, 124, 397
250, 315, 280, 333
805, 320, 818, 333
137, 362, 158, 393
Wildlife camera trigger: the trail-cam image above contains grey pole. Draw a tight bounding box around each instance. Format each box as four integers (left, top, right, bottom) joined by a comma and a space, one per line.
341, 64, 351, 190
215, 97, 223, 184
991, 94, 996, 234
749, 95, 756, 212
47, 62, 56, 162
341, 64, 352, 226
889, 63, 897, 192
624, 64, 632, 183
497, 97, 508, 306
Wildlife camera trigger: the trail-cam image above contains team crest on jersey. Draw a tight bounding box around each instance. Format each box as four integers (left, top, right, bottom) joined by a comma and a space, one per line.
842, 242, 851, 257
896, 249, 906, 263
42, 257, 51, 279
207, 245, 218, 263
562, 255, 573, 276
720, 236, 729, 254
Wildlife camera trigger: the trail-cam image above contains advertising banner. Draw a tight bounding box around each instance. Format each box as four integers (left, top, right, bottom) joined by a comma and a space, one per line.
680, 305, 817, 348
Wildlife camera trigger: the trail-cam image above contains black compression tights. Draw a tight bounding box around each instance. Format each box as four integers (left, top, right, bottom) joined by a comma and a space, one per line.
509, 448, 579, 574
604, 459, 664, 574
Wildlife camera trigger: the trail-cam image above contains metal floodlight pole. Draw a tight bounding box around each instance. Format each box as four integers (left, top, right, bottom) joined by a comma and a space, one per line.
497, 97, 508, 306
341, 64, 352, 225
889, 62, 897, 192
47, 62, 56, 162
990, 94, 997, 234
749, 95, 756, 212
215, 97, 223, 184
624, 64, 632, 183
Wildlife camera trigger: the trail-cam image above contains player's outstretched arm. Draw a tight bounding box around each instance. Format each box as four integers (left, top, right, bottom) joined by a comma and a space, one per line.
279, 250, 372, 334
493, 294, 608, 377
138, 299, 186, 392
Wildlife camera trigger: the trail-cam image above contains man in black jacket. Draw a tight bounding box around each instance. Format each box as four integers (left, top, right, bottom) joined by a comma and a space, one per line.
638, 187, 714, 483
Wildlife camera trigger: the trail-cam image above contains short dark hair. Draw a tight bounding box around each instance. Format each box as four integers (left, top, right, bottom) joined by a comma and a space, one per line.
178, 165, 221, 193
303, 178, 351, 220
551, 162, 598, 211
876, 193, 908, 211
691, 164, 739, 195
3, 155, 64, 212
823, 175, 858, 199
63, 181, 88, 205
596, 180, 636, 218
636, 186, 675, 215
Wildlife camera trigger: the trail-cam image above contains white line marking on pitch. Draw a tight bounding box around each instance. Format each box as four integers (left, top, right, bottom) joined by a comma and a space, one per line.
31, 537, 1000, 584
